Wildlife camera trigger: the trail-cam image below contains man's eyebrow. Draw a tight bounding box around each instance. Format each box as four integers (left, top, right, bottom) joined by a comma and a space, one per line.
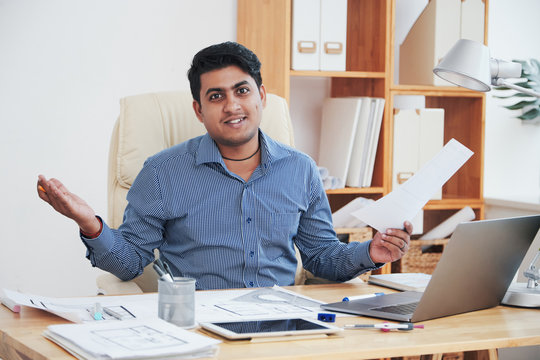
204, 81, 251, 96
233, 80, 250, 88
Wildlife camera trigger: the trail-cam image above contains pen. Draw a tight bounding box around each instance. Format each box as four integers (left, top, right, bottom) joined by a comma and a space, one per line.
344, 322, 424, 332
342, 292, 385, 301
103, 306, 124, 320
153, 263, 173, 282
162, 260, 174, 279
38, 185, 47, 193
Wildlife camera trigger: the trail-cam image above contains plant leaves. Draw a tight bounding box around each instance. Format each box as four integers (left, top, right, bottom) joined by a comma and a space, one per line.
518, 107, 540, 120
504, 100, 539, 110
493, 58, 540, 121
493, 92, 532, 99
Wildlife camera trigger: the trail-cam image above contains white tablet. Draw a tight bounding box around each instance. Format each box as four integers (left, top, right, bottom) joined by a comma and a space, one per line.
199, 318, 342, 340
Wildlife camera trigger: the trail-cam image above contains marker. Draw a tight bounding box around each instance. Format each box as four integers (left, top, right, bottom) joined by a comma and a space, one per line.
162, 261, 174, 279
342, 292, 385, 302
93, 302, 103, 320
38, 185, 47, 193
344, 322, 424, 332
153, 263, 173, 282
1, 297, 21, 313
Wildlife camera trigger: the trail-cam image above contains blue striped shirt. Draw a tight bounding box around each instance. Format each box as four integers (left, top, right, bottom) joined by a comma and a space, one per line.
83, 131, 380, 290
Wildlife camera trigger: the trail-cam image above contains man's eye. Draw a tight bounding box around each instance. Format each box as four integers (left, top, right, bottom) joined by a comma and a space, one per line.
209, 93, 222, 101
237, 87, 250, 95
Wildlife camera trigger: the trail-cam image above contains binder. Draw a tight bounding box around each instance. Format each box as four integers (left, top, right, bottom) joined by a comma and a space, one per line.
318, 98, 361, 186
392, 108, 444, 200
291, 0, 321, 70
460, 0, 485, 43
346, 98, 371, 187
399, 0, 461, 86
362, 98, 385, 187
319, 0, 347, 71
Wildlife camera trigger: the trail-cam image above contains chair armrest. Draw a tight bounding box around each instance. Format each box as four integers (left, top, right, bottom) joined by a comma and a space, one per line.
96, 273, 144, 295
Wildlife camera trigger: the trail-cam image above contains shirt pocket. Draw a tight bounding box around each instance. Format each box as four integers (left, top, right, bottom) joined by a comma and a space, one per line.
259, 212, 301, 260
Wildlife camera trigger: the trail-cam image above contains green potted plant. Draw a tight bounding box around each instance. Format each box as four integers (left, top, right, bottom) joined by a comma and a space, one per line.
494, 59, 540, 121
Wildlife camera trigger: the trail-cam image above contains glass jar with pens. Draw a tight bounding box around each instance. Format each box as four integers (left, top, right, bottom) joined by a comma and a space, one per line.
154, 259, 196, 328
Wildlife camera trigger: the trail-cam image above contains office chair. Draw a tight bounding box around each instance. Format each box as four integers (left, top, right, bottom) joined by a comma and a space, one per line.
96, 90, 307, 295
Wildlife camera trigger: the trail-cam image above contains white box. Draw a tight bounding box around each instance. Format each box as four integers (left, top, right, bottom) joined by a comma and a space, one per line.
392, 108, 444, 200
291, 0, 321, 71
319, 0, 347, 71
399, 0, 461, 86
460, 0, 485, 43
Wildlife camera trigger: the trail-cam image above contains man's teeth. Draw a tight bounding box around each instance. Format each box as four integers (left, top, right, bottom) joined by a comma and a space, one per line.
228, 118, 242, 124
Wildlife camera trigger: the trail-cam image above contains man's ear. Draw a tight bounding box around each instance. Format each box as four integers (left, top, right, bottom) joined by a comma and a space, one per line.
192, 100, 204, 123
259, 84, 267, 108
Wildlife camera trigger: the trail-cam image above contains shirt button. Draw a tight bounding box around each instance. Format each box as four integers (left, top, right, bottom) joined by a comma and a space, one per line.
249, 281, 254, 287
250, 251, 255, 258
246, 217, 252, 224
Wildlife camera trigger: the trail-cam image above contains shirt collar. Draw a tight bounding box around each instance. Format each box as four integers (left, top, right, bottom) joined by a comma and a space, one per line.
195, 130, 291, 169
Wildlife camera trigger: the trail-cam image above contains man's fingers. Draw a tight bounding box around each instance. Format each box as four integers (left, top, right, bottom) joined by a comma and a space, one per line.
403, 221, 414, 236
381, 228, 411, 253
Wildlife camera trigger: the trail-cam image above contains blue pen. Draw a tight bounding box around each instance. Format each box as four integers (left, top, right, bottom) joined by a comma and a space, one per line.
342, 292, 384, 302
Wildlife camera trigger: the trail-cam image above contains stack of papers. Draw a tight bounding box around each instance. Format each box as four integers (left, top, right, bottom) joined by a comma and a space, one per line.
44, 318, 220, 360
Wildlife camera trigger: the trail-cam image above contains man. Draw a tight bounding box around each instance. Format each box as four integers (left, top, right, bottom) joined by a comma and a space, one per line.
37, 42, 412, 290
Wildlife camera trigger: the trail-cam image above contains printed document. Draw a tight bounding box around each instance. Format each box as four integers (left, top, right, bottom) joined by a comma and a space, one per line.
2, 286, 326, 324
44, 318, 220, 360
352, 138, 473, 232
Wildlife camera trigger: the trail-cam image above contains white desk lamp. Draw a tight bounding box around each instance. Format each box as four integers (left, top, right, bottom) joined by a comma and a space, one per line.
433, 38, 540, 98
433, 38, 540, 307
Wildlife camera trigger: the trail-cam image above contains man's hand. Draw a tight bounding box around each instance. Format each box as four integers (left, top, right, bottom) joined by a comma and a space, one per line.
369, 221, 413, 264
37, 174, 100, 234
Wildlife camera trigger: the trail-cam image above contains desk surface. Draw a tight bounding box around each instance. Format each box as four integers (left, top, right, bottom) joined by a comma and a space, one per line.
2, 283, 540, 360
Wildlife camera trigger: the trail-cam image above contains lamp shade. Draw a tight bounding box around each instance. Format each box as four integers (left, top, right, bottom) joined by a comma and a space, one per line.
433, 39, 492, 92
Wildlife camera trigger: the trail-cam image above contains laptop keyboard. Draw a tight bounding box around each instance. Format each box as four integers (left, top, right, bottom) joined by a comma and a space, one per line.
370, 302, 419, 315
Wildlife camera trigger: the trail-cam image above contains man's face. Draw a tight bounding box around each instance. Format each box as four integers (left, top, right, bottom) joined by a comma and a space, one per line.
193, 65, 266, 149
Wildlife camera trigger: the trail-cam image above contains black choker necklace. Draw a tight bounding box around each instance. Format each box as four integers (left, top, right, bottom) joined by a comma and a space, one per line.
222, 144, 261, 162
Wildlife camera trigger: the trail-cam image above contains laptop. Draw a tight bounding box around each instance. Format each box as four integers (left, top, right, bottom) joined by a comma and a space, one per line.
321, 215, 540, 322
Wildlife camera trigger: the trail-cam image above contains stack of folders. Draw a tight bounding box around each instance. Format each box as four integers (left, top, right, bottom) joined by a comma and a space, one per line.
318, 97, 385, 188
43, 319, 220, 360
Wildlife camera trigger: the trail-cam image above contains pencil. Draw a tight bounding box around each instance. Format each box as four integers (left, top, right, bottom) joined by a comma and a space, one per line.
38, 185, 47, 193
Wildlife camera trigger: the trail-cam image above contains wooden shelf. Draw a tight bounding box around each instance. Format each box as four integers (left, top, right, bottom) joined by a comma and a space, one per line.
424, 199, 484, 210
391, 84, 487, 98
290, 70, 386, 79
237, 0, 488, 229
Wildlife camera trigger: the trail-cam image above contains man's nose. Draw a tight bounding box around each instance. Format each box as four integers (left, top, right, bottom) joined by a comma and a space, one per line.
223, 96, 241, 112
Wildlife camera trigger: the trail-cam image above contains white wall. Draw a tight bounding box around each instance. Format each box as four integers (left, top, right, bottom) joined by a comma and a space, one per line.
0, 0, 237, 297
484, 0, 540, 202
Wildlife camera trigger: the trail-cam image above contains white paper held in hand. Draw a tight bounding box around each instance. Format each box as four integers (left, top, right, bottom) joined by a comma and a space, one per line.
352, 138, 473, 233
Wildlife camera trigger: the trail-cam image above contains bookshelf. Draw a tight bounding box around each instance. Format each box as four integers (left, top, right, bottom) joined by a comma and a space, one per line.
237, 0, 488, 263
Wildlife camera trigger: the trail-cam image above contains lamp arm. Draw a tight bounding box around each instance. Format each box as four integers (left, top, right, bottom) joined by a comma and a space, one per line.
494, 78, 540, 98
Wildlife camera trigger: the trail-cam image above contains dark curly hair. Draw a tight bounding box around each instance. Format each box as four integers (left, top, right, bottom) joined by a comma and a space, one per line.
187, 42, 263, 104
